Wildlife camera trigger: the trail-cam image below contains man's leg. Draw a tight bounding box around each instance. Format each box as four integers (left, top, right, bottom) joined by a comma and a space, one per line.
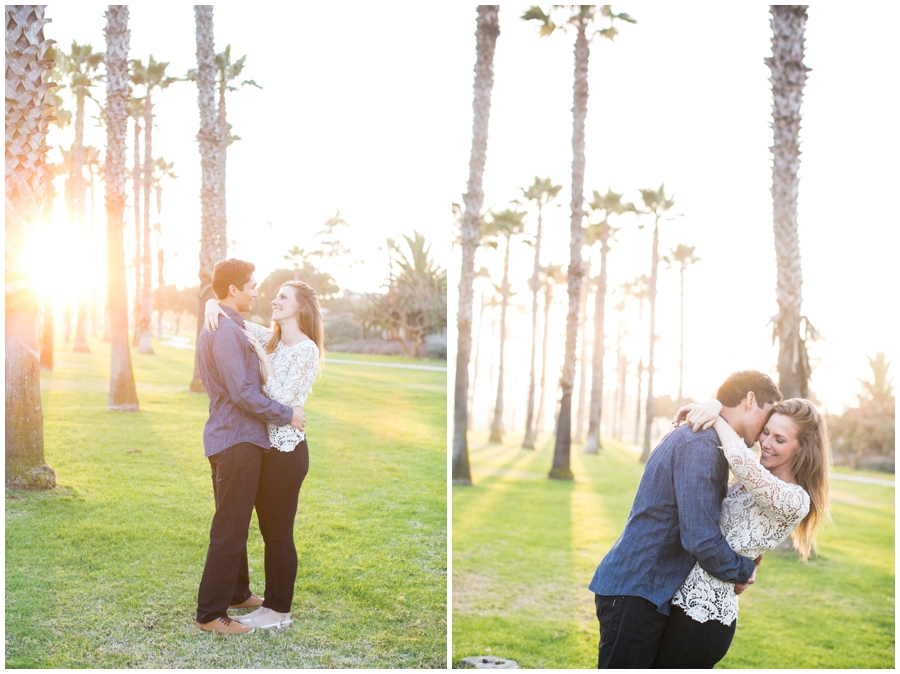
196, 443, 262, 624
209, 459, 252, 607
596, 595, 668, 668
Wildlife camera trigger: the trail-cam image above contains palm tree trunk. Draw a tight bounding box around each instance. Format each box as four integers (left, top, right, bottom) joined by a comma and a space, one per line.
104, 5, 140, 412
550, 21, 588, 481
768, 5, 810, 399
192, 5, 220, 393
216, 73, 228, 262
489, 238, 511, 443
73, 91, 90, 353
453, 5, 499, 485
574, 272, 590, 443
137, 92, 154, 354
523, 204, 543, 449
585, 224, 610, 453
536, 283, 552, 437
467, 292, 486, 431
132, 116, 142, 346
5, 4, 57, 489
641, 222, 660, 461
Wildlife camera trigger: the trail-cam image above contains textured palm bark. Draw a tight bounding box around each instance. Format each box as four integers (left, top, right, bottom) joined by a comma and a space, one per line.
551, 21, 588, 481
131, 113, 142, 346
5, 5, 57, 488
191, 5, 220, 392
641, 223, 660, 461
216, 71, 228, 262
138, 92, 154, 353
104, 5, 140, 412
488, 237, 511, 443
585, 223, 610, 454
767, 5, 810, 399
453, 6, 499, 485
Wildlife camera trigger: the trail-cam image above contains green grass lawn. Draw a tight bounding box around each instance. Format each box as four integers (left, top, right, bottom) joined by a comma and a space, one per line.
452, 431, 894, 669
6, 336, 446, 668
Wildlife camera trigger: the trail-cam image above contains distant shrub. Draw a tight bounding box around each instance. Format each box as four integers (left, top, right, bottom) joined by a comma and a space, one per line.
325, 317, 362, 346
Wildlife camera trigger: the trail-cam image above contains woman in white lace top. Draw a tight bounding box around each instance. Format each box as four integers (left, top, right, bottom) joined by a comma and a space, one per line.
204, 280, 323, 631
655, 397, 831, 667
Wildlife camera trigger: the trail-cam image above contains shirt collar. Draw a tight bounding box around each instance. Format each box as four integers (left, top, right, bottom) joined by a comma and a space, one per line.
220, 305, 246, 326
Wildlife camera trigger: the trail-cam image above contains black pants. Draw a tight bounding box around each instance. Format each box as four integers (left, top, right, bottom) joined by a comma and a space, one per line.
596, 594, 669, 668
652, 604, 737, 668
196, 443, 263, 623
255, 440, 309, 613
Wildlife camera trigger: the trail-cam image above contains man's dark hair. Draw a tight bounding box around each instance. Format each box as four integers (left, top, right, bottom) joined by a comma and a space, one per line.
716, 370, 783, 408
211, 259, 255, 300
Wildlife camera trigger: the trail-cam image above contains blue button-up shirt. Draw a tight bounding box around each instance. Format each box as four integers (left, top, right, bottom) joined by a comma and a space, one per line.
197, 306, 293, 457
588, 424, 755, 615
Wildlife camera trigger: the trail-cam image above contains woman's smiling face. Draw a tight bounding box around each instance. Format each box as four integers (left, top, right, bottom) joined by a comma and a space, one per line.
271, 285, 299, 322
758, 413, 801, 476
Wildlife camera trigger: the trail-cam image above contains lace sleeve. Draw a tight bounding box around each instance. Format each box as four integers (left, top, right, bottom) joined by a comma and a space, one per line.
262, 341, 319, 406
244, 321, 274, 348
721, 439, 810, 526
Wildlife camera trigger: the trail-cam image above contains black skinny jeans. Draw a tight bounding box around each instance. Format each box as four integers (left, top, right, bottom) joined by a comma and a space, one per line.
255, 440, 309, 613
652, 604, 737, 668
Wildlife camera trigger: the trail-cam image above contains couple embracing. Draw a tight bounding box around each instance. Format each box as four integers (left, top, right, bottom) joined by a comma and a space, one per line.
193, 258, 324, 635
590, 370, 831, 668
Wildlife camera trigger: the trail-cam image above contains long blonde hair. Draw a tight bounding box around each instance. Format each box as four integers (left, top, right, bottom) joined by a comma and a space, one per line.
265, 281, 325, 366
775, 398, 831, 561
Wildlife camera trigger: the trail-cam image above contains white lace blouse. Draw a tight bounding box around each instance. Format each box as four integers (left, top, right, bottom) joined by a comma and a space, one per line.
671, 439, 810, 625
244, 321, 319, 452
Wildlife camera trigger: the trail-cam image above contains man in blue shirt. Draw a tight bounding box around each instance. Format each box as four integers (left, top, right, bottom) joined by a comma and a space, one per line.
588, 370, 782, 667
194, 259, 306, 635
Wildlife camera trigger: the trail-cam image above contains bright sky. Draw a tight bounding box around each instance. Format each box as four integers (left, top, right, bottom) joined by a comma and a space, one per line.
445, 4, 899, 419
42, 3, 452, 295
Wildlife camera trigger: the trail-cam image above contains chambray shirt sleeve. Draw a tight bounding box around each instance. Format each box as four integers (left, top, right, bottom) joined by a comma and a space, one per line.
213, 325, 293, 426
673, 435, 756, 584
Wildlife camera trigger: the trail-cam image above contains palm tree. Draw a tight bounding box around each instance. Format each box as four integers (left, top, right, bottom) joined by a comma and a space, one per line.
453, 6, 500, 485
574, 272, 590, 444
214, 45, 260, 262
624, 275, 649, 445
127, 96, 143, 346
468, 266, 493, 430
583, 189, 635, 453
151, 157, 176, 339
191, 5, 221, 393
5, 4, 58, 488
523, 5, 635, 480
638, 184, 678, 461
56, 41, 104, 353
664, 244, 700, 406
536, 263, 566, 437
484, 208, 526, 444
612, 297, 629, 440
767, 5, 813, 399
103, 5, 139, 412
131, 56, 176, 354
522, 177, 562, 449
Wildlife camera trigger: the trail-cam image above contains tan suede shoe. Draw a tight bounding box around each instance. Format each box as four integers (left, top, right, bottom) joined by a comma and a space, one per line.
228, 593, 263, 609
196, 616, 255, 635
